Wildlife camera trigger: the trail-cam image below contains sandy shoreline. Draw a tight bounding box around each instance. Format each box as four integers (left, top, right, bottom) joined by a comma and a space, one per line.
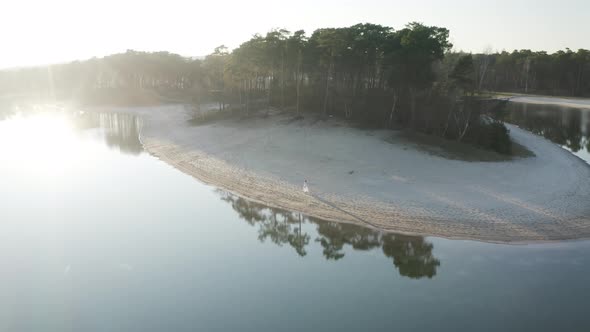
99, 101, 590, 243
509, 95, 590, 109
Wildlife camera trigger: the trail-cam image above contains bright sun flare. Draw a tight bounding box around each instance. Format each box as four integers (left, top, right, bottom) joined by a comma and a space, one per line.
0, 112, 82, 177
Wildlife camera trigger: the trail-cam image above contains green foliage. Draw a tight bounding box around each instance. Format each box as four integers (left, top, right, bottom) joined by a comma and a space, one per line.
473, 48, 590, 96
397, 22, 452, 90
470, 121, 512, 155
450, 54, 475, 93
6, 21, 583, 155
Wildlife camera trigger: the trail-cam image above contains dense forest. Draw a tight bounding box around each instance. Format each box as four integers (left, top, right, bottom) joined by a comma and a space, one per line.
0, 51, 202, 105
2, 22, 588, 154
472, 49, 590, 97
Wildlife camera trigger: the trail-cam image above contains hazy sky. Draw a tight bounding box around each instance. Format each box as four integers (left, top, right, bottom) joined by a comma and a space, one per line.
1, 0, 588, 68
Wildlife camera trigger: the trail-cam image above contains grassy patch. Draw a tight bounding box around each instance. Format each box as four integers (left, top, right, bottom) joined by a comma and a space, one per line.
394, 130, 535, 162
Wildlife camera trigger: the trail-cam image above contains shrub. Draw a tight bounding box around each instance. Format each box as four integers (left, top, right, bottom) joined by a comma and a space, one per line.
468, 121, 512, 155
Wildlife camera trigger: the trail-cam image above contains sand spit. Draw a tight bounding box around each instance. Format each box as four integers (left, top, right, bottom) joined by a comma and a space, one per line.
99, 103, 590, 243
509, 95, 590, 109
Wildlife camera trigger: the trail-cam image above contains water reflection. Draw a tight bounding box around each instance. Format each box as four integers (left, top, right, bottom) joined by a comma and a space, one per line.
219, 191, 440, 279
72, 112, 143, 155
0, 106, 143, 156
499, 103, 590, 162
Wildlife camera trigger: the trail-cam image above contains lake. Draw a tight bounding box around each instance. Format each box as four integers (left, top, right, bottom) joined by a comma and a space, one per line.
503, 102, 590, 164
1, 107, 589, 332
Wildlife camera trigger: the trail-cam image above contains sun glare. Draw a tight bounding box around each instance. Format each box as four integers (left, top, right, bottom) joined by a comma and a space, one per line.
0, 111, 82, 178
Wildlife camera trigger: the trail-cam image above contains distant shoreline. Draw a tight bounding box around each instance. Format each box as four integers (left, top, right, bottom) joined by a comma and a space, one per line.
96, 100, 590, 243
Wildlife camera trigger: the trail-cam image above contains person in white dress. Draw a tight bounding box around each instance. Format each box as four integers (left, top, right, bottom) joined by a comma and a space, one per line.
303, 179, 309, 193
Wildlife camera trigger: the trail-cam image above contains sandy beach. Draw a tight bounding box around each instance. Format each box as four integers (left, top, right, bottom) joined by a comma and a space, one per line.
100, 101, 590, 243
509, 95, 590, 109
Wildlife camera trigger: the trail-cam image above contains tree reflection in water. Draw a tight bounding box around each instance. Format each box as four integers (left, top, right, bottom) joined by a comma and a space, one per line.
219, 191, 440, 279
0, 105, 144, 155
72, 112, 143, 155
500, 103, 590, 154
220, 191, 310, 257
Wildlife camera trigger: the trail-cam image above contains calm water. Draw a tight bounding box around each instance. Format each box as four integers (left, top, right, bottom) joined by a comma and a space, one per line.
1, 110, 590, 332
502, 102, 590, 164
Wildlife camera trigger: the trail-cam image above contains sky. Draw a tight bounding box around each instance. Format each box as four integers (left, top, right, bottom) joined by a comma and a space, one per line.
1, 0, 589, 69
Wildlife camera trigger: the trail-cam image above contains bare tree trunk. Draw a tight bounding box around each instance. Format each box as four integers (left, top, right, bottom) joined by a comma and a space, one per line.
478, 57, 489, 92
220, 69, 225, 111
281, 53, 285, 110
296, 50, 303, 114
443, 100, 456, 138
256, 76, 260, 93
296, 71, 301, 114
268, 72, 272, 109
388, 90, 398, 128
524, 58, 531, 94
246, 78, 251, 115
456, 104, 472, 141
409, 87, 417, 129
458, 121, 470, 141
239, 80, 243, 112
351, 73, 358, 117
576, 65, 583, 96
323, 62, 332, 116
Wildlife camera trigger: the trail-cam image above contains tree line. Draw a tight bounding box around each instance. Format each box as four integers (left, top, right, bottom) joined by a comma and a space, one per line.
0, 23, 475, 140
2, 22, 587, 153
0, 50, 203, 105
471, 49, 590, 97
219, 22, 455, 129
